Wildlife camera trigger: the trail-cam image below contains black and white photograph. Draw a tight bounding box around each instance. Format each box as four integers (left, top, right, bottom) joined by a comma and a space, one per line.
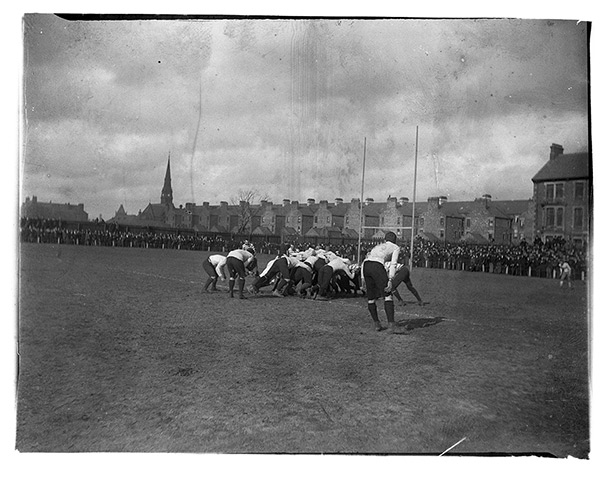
8, 4, 605, 476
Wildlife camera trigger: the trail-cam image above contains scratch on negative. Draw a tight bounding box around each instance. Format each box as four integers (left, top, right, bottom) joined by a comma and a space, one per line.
439, 437, 466, 456
318, 401, 334, 423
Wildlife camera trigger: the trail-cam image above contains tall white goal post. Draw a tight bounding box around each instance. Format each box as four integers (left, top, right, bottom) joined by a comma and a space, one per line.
356, 127, 419, 272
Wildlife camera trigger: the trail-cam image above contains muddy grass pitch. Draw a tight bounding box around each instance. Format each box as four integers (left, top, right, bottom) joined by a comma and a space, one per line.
16, 243, 590, 456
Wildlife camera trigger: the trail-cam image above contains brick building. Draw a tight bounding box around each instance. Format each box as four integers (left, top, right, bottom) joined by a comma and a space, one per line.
532, 143, 590, 246
107, 146, 585, 247
21, 196, 88, 222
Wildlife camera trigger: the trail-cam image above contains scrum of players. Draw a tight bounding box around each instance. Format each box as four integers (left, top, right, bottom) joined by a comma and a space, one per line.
202, 233, 424, 333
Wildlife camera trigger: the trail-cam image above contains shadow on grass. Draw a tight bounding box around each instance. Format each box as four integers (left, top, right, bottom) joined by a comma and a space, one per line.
397, 316, 445, 331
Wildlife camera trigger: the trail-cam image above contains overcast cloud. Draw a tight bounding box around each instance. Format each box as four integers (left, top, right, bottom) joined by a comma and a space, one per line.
21, 15, 589, 219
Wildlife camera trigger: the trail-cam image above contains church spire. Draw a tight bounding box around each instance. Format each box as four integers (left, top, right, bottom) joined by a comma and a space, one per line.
160, 152, 173, 207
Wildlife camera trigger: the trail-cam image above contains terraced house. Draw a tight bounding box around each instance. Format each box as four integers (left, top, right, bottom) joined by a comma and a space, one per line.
532, 143, 590, 246
103, 142, 588, 247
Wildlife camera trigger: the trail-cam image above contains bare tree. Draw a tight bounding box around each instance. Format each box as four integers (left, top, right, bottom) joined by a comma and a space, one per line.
230, 189, 271, 236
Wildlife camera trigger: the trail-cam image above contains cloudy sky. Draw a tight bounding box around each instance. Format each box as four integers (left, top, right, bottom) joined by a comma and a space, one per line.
21, 14, 589, 220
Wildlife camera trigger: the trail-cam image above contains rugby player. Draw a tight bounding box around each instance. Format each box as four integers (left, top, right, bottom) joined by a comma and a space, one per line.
202, 253, 227, 292
386, 260, 424, 306
226, 247, 256, 299
248, 246, 297, 297
362, 231, 407, 334
315, 257, 356, 300
559, 257, 573, 288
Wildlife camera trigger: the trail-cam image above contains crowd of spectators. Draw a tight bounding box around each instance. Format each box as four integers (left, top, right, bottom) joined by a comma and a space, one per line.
20, 217, 588, 280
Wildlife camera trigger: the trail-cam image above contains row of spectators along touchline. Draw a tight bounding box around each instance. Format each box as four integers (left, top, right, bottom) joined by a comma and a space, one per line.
19, 217, 587, 280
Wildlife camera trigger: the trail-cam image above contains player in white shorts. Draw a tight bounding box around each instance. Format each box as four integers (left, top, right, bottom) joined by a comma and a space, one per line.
559, 257, 573, 288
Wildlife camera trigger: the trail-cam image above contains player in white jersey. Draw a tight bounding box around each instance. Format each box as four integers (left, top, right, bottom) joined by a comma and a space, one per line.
249, 250, 297, 297
202, 254, 227, 292
226, 247, 256, 299
289, 260, 315, 297
559, 257, 573, 288
315, 257, 356, 300
362, 232, 407, 333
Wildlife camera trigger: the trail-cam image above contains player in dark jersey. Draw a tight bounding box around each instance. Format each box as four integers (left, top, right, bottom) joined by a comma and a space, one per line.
387, 261, 424, 306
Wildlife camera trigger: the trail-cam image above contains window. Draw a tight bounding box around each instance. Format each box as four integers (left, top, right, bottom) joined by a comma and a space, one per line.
380, 216, 384, 226
573, 207, 584, 229
440, 230, 445, 239
466, 218, 471, 228
546, 208, 555, 227
440, 217, 445, 227
545, 182, 565, 201
488, 219, 494, 228
545, 207, 564, 228
575, 182, 585, 201
419, 218, 424, 227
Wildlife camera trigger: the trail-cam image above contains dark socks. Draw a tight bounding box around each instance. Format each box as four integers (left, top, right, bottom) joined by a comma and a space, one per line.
368, 302, 380, 323
384, 300, 395, 323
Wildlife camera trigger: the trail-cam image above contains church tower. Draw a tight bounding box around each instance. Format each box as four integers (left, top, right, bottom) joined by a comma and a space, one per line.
160, 153, 174, 207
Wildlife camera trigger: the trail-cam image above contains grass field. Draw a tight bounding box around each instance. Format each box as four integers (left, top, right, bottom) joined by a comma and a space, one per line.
16, 242, 590, 456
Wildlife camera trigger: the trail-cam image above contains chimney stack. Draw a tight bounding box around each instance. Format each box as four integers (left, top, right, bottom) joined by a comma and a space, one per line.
550, 143, 564, 161
283, 199, 290, 207
307, 198, 315, 206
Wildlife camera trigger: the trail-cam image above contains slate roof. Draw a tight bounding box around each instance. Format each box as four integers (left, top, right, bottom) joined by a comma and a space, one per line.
397, 202, 428, 216
492, 200, 532, 216
22, 201, 89, 221
328, 203, 350, 216
142, 203, 168, 220
532, 152, 590, 182
303, 227, 323, 237
342, 228, 360, 238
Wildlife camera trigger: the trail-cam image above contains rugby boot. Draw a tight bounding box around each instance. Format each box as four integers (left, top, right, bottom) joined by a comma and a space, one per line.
374, 321, 387, 332
237, 278, 247, 299
202, 277, 213, 292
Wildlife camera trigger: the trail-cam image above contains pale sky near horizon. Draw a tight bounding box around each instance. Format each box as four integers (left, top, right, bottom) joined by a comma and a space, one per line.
21, 15, 589, 220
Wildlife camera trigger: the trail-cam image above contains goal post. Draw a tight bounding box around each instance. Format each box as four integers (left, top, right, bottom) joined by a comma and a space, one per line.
356, 127, 419, 271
